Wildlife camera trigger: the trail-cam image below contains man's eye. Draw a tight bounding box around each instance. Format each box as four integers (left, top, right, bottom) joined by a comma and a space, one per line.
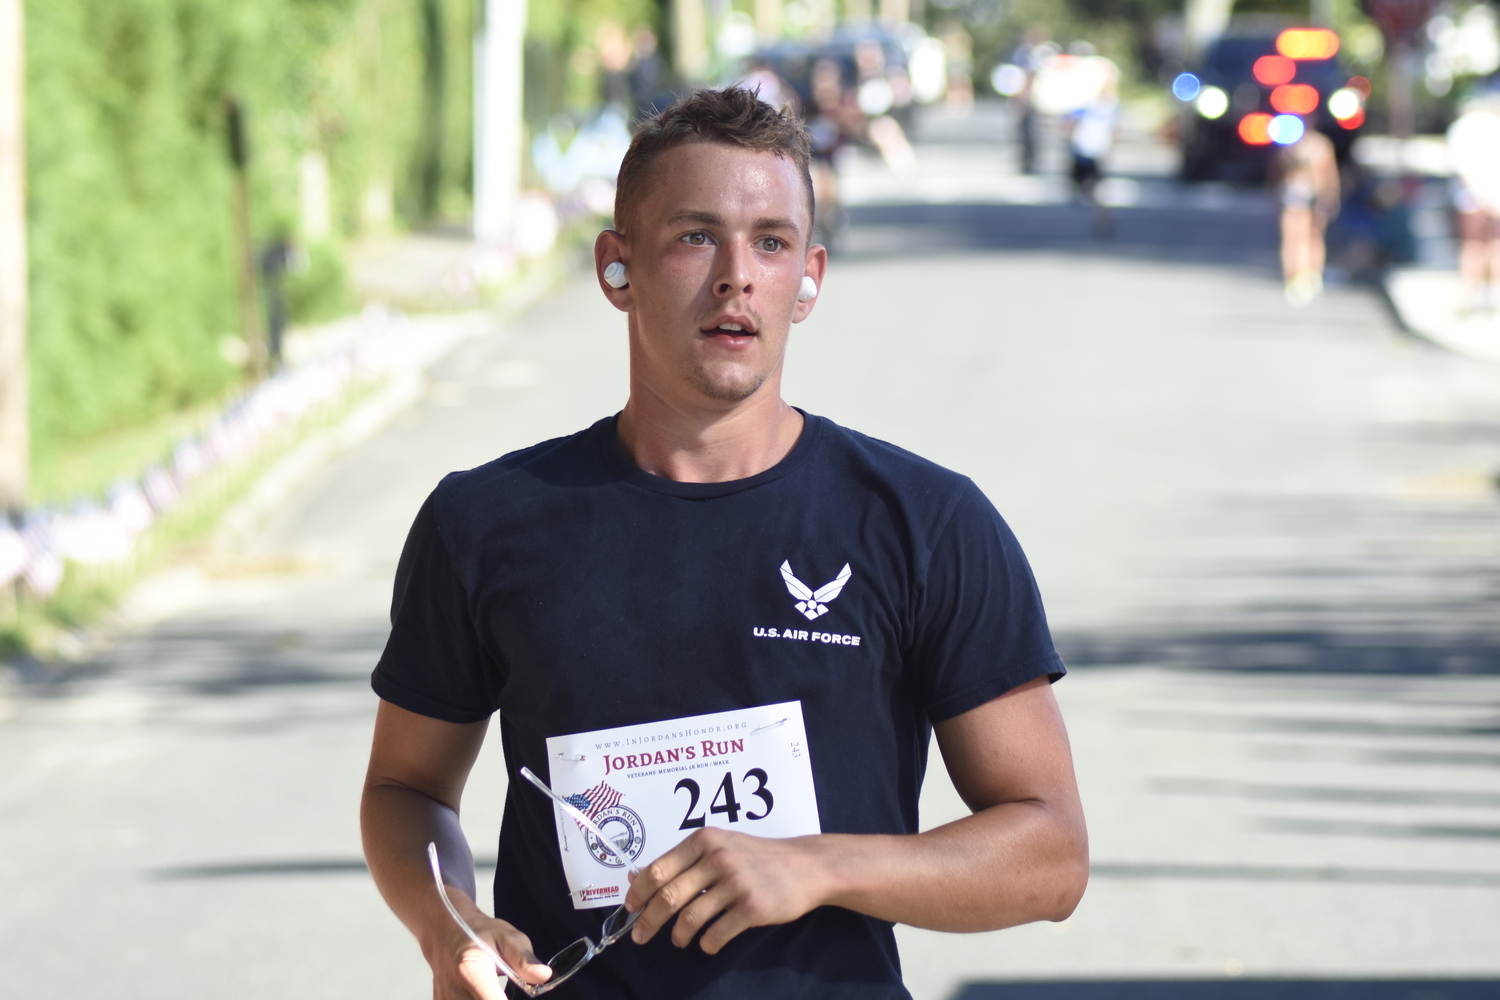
758, 238, 783, 252
683, 232, 712, 246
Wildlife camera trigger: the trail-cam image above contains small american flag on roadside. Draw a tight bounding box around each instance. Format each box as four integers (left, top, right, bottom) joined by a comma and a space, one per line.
563, 781, 623, 828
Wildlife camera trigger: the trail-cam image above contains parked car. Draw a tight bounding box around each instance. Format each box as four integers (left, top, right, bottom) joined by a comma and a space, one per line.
1174, 23, 1367, 183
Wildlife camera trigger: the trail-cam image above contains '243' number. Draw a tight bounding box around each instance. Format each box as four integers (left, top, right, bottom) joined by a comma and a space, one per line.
675, 769, 773, 829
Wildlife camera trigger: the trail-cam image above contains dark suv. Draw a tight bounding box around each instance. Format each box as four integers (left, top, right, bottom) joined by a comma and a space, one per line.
1178, 25, 1361, 183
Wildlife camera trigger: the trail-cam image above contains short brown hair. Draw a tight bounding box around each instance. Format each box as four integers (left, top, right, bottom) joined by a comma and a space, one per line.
614, 87, 815, 237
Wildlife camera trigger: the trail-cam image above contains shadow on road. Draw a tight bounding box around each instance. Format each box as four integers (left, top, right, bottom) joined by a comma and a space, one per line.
951, 981, 1500, 1000
1056, 629, 1500, 675
9, 618, 387, 700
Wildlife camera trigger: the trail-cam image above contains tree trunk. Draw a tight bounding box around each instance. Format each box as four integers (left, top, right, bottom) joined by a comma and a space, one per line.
0, 0, 29, 512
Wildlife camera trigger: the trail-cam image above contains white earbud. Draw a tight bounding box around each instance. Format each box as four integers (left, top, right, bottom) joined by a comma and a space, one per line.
603, 261, 628, 288
798, 275, 818, 302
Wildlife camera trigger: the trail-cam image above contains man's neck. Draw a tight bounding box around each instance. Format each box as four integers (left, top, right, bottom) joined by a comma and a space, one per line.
616, 381, 805, 484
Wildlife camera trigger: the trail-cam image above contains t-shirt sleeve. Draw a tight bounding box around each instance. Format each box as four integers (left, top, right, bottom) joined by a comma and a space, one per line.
371, 492, 503, 724
909, 480, 1066, 723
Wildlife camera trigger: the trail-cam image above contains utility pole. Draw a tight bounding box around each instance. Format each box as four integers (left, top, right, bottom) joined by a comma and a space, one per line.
1184, 0, 1236, 62
1362, 0, 1435, 139
755, 0, 783, 41
225, 98, 265, 378
673, 0, 709, 82
473, 0, 527, 246
0, 0, 28, 513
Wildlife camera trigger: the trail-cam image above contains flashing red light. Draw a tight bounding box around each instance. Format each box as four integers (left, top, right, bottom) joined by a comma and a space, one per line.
1277, 28, 1340, 60
1253, 55, 1297, 85
1239, 113, 1274, 145
1347, 76, 1372, 97
1338, 107, 1366, 130
1271, 84, 1320, 114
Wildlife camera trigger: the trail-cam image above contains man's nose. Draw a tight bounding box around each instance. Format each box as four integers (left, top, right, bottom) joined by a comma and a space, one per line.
713, 244, 752, 297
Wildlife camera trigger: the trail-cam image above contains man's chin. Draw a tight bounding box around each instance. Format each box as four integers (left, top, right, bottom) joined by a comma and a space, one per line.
684, 365, 772, 404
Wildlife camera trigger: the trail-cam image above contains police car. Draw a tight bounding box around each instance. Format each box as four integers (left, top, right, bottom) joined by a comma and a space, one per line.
1173, 24, 1367, 182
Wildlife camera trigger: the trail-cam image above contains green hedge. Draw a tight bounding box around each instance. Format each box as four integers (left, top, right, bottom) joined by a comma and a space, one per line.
24, 0, 472, 480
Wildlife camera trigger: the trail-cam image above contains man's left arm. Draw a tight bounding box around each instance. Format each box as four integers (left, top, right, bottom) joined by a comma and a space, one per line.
624, 674, 1088, 952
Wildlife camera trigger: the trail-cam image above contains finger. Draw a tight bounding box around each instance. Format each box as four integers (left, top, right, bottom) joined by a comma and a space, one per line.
630, 858, 721, 945
624, 836, 709, 913
493, 926, 553, 985
696, 892, 769, 955
455, 949, 507, 1000
668, 881, 738, 950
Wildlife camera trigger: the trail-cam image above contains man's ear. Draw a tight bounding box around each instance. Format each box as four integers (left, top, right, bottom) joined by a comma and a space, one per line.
595, 229, 632, 312
791, 242, 829, 324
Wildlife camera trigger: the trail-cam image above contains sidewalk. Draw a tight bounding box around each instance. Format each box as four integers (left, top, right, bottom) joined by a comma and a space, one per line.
1385, 268, 1500, 364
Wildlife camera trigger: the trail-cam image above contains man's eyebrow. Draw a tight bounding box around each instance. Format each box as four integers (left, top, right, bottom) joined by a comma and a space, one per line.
665, 210, 802, 235
667, 210, 725, 226
753, 215, 802, 234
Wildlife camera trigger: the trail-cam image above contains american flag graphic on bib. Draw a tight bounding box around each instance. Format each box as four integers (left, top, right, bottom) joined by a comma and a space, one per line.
563, 781, 623, 828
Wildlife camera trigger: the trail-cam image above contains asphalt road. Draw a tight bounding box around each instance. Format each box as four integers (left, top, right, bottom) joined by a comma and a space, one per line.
4, 143, 1500, 1000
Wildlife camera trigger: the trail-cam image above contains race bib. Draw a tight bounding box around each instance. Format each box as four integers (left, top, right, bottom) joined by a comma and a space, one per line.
543, 701, 820, 910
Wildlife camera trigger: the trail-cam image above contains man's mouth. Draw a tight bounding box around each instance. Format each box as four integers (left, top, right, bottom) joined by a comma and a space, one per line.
702, 320, 757, 345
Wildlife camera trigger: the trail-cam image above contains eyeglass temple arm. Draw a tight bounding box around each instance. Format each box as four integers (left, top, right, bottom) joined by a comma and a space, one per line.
426, 843, 534, 993
519, 766, 644, 877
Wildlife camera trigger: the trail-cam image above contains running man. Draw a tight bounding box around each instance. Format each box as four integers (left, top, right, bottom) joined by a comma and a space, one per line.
1276, 127, 1340, 307
360, 87, 1088, 1000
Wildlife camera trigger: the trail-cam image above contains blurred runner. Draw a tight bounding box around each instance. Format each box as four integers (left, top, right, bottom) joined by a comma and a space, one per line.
1009, 27, 1056, 174
1274, 128, 1340, 307
628, 28, 671, 120
740, 58, 797, 114
935, 19, 975, 113
806, 57, 860, 250
852, 39, 917, 180
1447, 98, 1500, 314
1065, 56, 1118, 239
597, 21, 633, 107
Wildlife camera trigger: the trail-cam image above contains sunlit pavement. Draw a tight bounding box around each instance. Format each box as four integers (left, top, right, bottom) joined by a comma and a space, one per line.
4, 117, 1500, 1000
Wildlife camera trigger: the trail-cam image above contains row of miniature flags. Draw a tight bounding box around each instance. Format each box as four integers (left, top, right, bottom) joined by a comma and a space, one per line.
0, 306, 406, 597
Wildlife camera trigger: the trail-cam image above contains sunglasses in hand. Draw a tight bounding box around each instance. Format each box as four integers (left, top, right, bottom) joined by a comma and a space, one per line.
426, 766, 643, 996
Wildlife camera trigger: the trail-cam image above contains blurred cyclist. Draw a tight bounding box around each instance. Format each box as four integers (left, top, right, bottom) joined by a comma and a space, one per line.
1274, 128, 1340, 307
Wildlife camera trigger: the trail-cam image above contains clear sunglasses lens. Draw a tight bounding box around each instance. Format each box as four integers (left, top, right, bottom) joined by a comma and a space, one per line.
547, 939, 593, 980
601, 905, 639, 943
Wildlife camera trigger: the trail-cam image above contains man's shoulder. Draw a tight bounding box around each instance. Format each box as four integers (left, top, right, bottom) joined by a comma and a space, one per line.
431, 418, 613, 523
817, 415, 975, 499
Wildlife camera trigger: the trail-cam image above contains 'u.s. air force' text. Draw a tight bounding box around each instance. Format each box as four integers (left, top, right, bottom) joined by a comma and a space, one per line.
752, 627, 861, 646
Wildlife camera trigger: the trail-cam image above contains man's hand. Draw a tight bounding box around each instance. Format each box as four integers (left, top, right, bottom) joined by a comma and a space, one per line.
362, 702, 554, 1000
422, 882, 553, 999
424, 893, 552, 1000
621, 677, 1087, 947
624, 827, 834, 954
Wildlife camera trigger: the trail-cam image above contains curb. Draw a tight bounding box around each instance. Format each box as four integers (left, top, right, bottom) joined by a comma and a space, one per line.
1383, 268, 1500, 364
0, 257, 569, 701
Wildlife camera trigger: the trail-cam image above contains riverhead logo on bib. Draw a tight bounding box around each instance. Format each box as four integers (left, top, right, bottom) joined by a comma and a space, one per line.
752, 560, 864, 647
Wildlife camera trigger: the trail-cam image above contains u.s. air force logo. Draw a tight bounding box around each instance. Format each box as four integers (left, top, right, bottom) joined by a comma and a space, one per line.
753, 560, 864, 647
780, 560, 851, 620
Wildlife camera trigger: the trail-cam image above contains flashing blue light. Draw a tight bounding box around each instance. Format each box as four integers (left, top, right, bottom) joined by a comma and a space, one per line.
1172, 72, 1202, 102
1269, 114, 1306, 145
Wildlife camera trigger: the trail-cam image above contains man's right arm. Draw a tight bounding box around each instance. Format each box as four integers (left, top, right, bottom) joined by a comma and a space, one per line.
361, 699, 553, 999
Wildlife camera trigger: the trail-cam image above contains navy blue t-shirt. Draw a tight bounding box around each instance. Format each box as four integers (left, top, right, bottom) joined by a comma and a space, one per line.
372, 412, 1064, 1000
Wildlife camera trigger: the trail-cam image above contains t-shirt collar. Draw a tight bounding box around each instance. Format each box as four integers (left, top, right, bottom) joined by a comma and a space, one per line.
597, 409, 822, 499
